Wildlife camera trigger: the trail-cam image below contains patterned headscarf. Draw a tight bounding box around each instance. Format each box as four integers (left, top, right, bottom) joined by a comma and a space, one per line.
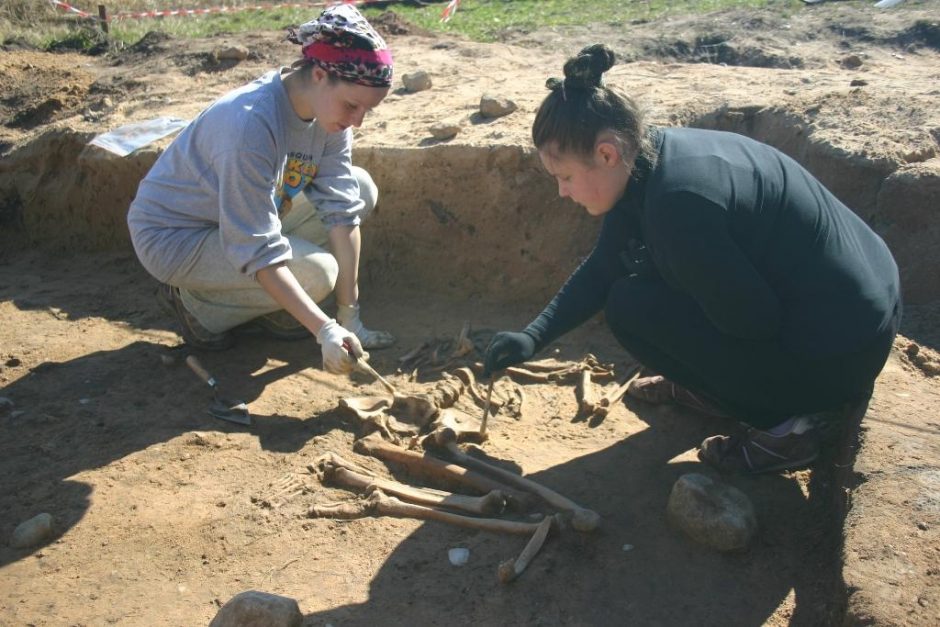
288, 5, 393, 88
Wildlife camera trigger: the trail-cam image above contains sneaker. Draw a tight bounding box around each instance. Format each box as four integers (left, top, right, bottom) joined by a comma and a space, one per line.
156, 283, 234, 351
239, 310, 311, 341
698, 422, 821, 474
627, 374, 730, 418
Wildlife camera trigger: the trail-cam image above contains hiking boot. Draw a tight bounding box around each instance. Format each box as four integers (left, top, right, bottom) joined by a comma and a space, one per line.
627, 375, 730, 418
156, 283, 234, 351
698, 421, 821, 474
239, 310, 311, 341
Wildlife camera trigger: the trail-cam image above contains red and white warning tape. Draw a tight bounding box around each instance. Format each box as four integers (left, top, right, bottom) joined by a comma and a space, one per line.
441, 0, 460, 23
48, 0, 94, 19
48, 0, 460, 23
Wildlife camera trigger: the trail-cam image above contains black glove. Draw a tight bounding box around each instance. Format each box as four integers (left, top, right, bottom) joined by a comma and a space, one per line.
484, 331, 536, 377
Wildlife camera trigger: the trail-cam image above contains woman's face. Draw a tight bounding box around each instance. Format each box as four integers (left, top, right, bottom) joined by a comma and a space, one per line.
539, 141, 630, 217
303, 67, 389, 133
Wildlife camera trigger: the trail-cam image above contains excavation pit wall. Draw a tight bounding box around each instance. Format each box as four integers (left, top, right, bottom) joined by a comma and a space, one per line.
2, 112, 938, 307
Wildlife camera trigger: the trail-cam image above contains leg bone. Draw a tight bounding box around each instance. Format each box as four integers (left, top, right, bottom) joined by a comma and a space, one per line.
434, 430, 600, 533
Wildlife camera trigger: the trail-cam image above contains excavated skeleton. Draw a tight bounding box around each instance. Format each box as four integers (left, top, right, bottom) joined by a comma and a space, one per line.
313, 335, 625, 581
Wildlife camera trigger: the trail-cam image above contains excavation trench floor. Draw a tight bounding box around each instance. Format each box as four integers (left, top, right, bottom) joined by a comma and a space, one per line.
2, 3, 940, 625
0, 251, 842, 625
0, 250, 938, 626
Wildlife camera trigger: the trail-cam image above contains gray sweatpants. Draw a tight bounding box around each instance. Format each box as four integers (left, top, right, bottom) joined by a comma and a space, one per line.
166, 166, 377, 333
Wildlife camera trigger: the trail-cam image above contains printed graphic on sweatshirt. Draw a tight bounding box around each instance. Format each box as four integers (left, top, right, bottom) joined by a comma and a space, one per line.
275, 152, 318, 217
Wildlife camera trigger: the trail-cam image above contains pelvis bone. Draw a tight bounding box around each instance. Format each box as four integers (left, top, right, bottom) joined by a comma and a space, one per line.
339, 370, 487, 445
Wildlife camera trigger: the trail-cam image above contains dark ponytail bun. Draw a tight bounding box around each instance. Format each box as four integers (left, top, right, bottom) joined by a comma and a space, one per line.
562, 43, 615, 89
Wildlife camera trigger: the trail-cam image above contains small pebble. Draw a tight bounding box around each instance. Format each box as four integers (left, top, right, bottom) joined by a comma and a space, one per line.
622, 544, 634, 552
448, 547, 470, 566
918, 521, 929, 531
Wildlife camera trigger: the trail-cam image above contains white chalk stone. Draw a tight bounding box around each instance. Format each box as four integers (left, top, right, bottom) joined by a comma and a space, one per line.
448, 547, 470, 566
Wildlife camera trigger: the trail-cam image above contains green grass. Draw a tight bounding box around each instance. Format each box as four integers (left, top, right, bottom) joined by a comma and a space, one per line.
364, 0, 805, 42
2, 0, 831, 51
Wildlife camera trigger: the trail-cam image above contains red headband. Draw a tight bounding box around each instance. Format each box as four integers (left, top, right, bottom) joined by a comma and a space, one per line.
304, 41, 393, 67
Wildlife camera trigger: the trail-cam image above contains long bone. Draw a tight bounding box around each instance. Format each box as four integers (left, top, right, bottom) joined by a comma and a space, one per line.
430, 428, 600, 533
309, 489, 548, 535
314, 452, 506, 516
354, 433, 533, 508
498, 515, 554, 583
472, 354, 616, 384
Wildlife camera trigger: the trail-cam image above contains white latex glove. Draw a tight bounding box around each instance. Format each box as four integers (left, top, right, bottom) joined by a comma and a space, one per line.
315, 319, 365, 374
336, 303, 396, 349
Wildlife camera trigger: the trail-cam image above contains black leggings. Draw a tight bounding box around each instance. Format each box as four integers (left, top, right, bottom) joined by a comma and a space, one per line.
604, 277, 900, 429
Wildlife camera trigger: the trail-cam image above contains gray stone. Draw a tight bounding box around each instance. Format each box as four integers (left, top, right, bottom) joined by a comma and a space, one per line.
479, 94, 517, 119
402, 71, 432, 93
666, 473, 757, 552
429, 122, 461, 140
209, 590, 302, 627
11, 513, 54, 549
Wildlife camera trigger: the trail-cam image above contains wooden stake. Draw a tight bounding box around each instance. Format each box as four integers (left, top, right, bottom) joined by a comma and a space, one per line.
98, 5, 109, 34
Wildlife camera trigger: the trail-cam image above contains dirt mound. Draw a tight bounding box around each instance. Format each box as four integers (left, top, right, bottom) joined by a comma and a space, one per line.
369, 10, 436, 38
125, 30, 174, 56
0, 51, 94, 133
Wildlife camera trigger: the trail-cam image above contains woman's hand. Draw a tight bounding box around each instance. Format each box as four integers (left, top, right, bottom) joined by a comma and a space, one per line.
484, 331, 536, 377
316, 319, 365, 374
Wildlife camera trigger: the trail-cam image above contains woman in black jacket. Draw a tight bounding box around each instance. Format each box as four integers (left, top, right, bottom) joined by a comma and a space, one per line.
484, 44, 901, 473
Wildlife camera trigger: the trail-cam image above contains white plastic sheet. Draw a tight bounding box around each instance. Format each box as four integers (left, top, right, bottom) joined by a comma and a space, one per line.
89, 116, 189, 156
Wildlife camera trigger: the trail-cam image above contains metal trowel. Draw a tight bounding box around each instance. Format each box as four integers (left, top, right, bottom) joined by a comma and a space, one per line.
185, 355, 251, 425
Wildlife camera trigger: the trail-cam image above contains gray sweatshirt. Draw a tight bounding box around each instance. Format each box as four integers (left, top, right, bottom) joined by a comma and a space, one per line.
128, 70, 363, 282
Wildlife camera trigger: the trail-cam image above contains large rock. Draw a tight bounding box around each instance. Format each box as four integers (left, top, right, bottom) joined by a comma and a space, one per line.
402, 70, 432, 93
209, 590, 302, 627
10, 512, 54, 549
666, 473, 757, 552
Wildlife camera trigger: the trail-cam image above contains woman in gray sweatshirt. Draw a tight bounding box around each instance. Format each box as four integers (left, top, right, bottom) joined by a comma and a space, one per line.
128, 4, 393, 373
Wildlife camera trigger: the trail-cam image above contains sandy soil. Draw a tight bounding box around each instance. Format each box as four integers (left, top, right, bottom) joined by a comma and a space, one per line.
1, 3, 939, 626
